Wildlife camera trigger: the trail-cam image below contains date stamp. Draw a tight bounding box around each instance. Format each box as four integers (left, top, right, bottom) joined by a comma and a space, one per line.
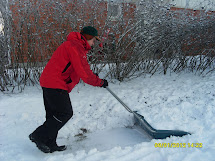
154, 143, 203, 148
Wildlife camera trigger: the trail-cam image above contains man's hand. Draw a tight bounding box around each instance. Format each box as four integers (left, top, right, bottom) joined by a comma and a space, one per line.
101, 79, 108, 88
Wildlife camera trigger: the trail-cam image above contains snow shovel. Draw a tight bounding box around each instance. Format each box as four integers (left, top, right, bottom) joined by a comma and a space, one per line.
106, 87, 191, 139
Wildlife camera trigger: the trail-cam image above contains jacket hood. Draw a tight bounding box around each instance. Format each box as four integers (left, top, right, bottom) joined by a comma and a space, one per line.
66, 32, 91, 50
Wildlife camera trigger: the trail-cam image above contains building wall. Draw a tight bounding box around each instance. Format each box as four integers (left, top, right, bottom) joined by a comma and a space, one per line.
9, 0, 215, 64
170, 6, 215, 56
9, 0, 136, 63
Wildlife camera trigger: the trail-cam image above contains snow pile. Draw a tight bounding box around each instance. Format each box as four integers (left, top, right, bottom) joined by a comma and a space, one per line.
0, 72, 215, 161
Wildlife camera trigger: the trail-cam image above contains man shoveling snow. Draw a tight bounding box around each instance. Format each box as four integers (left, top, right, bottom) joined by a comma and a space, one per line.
29, 26, 108, 153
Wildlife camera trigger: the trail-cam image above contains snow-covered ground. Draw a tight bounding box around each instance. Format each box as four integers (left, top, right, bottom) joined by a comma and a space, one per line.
0, 72, 215, 161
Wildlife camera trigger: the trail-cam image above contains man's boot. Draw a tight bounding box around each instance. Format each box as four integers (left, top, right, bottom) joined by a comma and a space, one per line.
29, 133, 51, 153
47, 138, 67, 153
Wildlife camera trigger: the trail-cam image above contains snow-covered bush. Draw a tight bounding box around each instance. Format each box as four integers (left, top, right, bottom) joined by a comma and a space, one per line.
0, 0, 215, 92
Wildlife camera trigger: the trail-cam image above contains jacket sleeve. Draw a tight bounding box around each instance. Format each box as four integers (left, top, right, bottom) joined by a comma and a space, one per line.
68, 45, 104, 87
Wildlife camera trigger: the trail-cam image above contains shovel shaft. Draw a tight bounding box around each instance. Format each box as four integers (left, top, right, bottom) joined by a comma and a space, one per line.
106, 87, 133, 113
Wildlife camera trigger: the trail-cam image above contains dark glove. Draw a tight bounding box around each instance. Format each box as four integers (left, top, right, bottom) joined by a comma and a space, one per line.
101, 79, 108, 88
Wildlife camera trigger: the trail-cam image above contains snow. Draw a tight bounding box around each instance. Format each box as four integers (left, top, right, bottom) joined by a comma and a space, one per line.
0, 72, 215, 161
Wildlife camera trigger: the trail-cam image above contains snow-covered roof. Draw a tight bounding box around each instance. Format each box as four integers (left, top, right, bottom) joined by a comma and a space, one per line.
169, 0, 215, 11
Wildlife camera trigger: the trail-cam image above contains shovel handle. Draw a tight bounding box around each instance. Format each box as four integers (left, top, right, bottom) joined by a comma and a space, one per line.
106, 87, 133, 113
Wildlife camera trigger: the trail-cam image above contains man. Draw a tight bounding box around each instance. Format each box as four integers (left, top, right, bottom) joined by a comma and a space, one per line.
29, 26, 108, 153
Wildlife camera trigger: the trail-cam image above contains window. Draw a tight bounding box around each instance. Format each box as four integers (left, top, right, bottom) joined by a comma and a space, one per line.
107, 3, 122, 20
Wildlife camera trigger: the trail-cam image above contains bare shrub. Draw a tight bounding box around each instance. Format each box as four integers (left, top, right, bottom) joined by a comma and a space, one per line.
0, 0, 215, 92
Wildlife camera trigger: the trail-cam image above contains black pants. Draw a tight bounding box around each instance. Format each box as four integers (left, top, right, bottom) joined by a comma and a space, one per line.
32, 87, 73, 145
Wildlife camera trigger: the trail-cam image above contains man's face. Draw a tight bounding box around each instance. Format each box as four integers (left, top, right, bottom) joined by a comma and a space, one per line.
87, 37, 96, 47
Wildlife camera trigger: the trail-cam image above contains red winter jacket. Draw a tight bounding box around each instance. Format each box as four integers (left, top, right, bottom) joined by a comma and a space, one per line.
40, 32, 103, 93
